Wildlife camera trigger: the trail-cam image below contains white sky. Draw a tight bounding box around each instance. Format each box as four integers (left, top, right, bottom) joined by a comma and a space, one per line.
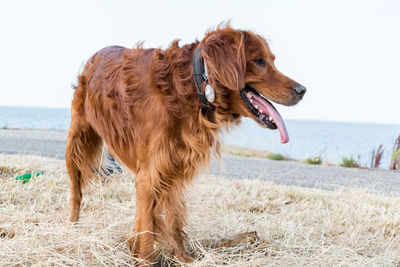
0, 0, 399, 124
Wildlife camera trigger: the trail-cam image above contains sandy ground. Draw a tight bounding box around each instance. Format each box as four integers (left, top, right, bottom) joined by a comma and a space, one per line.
0, 129, 399, 196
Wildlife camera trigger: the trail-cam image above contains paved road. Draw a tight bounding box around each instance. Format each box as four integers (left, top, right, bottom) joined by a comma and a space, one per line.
1, 129, 399, 195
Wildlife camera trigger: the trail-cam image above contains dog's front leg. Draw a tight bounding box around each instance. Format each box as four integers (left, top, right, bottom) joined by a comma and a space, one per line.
154, 180, 195, 263
129, 170, 156, 265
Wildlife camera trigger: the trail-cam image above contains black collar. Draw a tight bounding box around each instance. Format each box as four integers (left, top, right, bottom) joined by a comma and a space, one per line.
193, 47, 215, 111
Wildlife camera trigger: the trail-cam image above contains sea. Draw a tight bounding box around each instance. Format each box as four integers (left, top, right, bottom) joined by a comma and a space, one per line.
1, 106, 399, 168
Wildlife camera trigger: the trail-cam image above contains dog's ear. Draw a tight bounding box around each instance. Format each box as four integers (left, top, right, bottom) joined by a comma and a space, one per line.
202, 29, 246, 90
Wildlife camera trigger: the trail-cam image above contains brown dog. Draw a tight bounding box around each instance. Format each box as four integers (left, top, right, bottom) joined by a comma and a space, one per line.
66, 25, 305, 264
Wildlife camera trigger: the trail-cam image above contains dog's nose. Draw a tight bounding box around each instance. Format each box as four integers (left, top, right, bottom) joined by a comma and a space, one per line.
292, 84, 307, 96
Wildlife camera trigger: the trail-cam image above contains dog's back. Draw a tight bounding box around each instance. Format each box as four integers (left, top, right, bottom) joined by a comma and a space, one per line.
69, 45, 161, 170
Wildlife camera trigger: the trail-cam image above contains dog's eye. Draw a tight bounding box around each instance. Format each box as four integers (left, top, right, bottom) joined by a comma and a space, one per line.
253, 58, 266, 67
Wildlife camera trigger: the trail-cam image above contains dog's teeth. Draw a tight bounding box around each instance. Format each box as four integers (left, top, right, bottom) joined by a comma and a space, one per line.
250, 99, 253, 103
247, 93, 252, 98
254, 105, 258, 109
269, 117, 273, 121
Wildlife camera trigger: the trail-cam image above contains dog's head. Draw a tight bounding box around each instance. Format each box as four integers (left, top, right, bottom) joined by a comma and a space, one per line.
199, 26, 306, 143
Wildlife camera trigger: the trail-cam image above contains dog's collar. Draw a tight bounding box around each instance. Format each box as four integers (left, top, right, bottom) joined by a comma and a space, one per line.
193, 47, 216, 111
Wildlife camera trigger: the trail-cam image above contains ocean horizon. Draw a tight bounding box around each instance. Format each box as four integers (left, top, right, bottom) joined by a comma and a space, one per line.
1, 106, 399, 168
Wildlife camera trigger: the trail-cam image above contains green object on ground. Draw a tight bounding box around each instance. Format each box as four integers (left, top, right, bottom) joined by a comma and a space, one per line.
305, 156, 322, 165
15, 172, 43, 183
267, 153, 284, 161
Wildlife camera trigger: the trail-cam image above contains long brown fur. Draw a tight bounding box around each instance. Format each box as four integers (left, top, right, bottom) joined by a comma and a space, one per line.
66, 24, 305, 265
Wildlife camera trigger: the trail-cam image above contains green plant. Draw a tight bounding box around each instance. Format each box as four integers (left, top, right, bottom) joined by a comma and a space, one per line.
267, 153, 284, 161
340, 156, 360, 168
231, 151, 251, 158
305, 156, 322, 165
390, 135, 400, 170
1, 124, 9, 129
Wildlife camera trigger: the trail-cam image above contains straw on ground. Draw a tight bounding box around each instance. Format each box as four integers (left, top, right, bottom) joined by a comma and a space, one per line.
1, 154, 400, 266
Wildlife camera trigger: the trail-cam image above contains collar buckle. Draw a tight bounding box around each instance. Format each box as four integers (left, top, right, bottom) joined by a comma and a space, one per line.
193, 47, 216, 111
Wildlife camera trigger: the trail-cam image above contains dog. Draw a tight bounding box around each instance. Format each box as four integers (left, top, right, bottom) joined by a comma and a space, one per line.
66, 25, 306, 265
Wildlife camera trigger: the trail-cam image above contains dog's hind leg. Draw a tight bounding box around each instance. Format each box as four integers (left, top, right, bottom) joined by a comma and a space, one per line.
66, 118, 102, 222
66, 78, 103, 222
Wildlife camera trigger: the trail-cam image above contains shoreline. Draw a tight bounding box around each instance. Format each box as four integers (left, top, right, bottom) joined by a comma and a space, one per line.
0, 128, 397, 171
1, 129, 400, 196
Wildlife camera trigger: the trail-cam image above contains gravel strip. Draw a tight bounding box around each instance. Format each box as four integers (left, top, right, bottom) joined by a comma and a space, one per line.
1, 129, 399, 194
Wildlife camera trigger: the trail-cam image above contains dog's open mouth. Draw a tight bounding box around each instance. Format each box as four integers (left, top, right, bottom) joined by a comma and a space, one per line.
240, 85, 289, 143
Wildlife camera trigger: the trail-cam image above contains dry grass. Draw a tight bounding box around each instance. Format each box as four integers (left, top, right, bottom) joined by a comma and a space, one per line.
1, 154, 400, 266
222, 144, 273, 158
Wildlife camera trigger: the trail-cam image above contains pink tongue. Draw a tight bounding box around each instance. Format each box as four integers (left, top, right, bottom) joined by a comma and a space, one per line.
252, 94, 289, 143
